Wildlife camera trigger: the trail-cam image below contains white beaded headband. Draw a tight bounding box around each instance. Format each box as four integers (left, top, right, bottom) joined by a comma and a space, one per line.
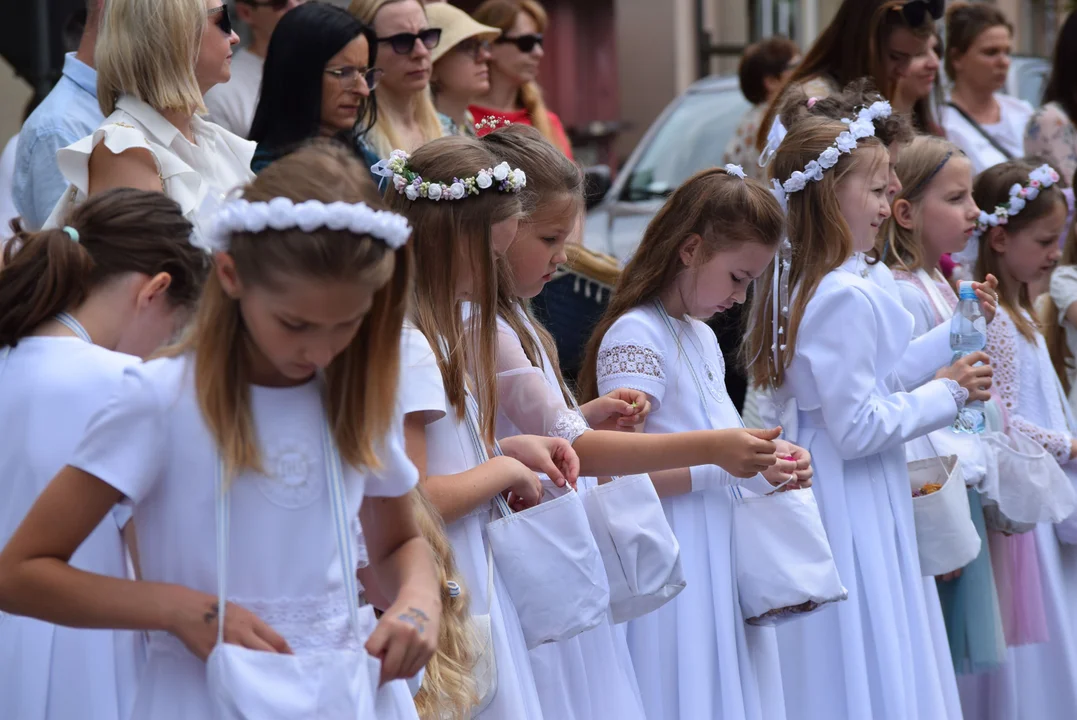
972, 164, 1062, 241
372, 149, 527, 201
206, 197, 412, 251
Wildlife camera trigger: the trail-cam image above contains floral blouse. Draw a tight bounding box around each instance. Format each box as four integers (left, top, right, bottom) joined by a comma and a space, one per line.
1025, 102, 1077, 185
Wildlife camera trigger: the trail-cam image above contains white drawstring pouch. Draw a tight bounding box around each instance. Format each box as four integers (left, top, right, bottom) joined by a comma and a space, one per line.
732, 486, 848, 626
487, 482, 610, 649
907, 452, 981, 577
979, 427, 1077, 534
206, 417, 419, 720
582, 473, 685, 623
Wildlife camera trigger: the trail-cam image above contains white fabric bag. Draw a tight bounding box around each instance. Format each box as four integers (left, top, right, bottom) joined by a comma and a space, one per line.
467, 541, 497, 714
581, 472, 686, 623
979, 427, 1077, 530
732, 486, 848, 626
206, 414, 418, 720
908, 453, 981, 576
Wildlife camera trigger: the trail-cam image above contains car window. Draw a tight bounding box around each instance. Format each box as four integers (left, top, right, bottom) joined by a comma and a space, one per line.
623, 88, 751, 202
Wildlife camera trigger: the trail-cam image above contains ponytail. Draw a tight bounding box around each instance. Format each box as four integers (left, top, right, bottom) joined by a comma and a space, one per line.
0, 188, 205, 349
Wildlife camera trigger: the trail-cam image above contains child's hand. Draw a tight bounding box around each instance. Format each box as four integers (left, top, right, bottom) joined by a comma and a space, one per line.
170, 587, 292, 662
583, 388, 652, 431
365, 589, 441, 686
936, 351, 993, 403
497, 435, 580, 489
775, 440, 813, 489
712, 427, 780, 478
973, 274, 999, 324
498, 456, 543, 510
761, 455, 798, 490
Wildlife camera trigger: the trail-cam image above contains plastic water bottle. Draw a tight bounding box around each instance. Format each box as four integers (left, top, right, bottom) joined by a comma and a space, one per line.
950, 281, 987, 434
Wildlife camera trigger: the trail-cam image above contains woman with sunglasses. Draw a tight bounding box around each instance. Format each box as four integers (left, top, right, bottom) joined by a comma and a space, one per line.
756, 0, 942, 155
427, 2, 500, 138
471, 0, 574, 159
347, 0, 445, 160
43, 0, 254, 250
249, 2, 382, 179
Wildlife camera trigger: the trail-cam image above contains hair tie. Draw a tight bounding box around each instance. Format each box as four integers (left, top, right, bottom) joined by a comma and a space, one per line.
446, 580, 461, 598
62, 226, 80, 243
806, 97, 818, 109
724, 164, 747, 179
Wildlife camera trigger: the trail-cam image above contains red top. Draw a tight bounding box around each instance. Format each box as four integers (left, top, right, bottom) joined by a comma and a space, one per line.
469, 104, 575, 160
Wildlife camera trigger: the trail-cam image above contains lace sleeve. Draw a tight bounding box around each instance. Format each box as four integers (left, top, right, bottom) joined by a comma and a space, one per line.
987, 310, 1071, 462
595, 342, 666, 400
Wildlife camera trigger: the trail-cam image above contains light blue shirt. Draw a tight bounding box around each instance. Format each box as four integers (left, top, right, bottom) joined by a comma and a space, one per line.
14, 53, 103, 230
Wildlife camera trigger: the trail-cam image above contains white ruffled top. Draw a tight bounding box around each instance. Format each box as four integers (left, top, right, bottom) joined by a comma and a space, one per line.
45, 95, 255, 248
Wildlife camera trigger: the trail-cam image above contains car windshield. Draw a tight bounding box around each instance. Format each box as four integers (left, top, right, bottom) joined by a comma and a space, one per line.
623, 87, 751, 201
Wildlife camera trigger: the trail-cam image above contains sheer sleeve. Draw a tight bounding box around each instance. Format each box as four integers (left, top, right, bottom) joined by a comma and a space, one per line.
494, 318, 587, 444
801, 284, 959, 459
595, 310, 670, 409
1024, 104, 1077, 185
987, 309, 1072, 463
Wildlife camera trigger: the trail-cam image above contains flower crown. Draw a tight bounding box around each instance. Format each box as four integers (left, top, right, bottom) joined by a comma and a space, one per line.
372, 149, 526, 202
206, 197, 412, 251
972, 164, 1062, 241
475, 116, 512, 137
774, 100, 892, 198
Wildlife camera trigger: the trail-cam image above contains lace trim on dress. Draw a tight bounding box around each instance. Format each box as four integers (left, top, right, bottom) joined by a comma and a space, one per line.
596, 343, 665, 384
550, 409, 589, 444
939, 378, 969, 410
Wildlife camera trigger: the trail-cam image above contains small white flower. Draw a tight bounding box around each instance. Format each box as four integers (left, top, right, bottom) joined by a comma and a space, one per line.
449, 182, 466, 200
783, 171, 807, 194
266, 197, 295, 230
427, 183, 443, 201
389, 149, 410, 162
492, 162, 510, 181
835, 132, 858, 153
1008, 196, 1026, 213
867, 100, 892, 119
1008, 183, 1024, 199
405, 185, 419, 201
512, 168, 527, 187
1026, 186, 1041, 201
818, 146, 841, 169
476, 170, 493, 189
724, 163, 747, 179
324, 202, 353, 231
803, 160, 823, 182
393, 174, 407, 192
293, 201, 324, 232
847, 118, 876, 139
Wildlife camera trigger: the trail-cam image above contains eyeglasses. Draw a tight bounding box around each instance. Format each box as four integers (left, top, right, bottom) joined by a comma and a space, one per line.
495, 33, 543, 53
207, 5, 234, 36
238, 0, 304, 10
898, 0, 943, 27
325, 66, 384, 91
454, 37, 492, 61
377, 28, 442, 55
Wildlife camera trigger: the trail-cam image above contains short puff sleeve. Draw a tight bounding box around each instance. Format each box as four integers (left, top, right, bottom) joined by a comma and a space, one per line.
399, 325, 448, 425
365, 413, 420, 497
595, 309, 670, 410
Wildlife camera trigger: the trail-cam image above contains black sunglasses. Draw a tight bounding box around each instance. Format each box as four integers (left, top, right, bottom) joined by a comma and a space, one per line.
239, 0, 296, 9
899, 0, 944, 28
377, 28, 442, 55
495, 33, 543, 53
207, 5, 233, 36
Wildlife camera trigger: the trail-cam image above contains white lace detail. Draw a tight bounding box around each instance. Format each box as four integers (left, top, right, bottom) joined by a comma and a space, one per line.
551, 409, 589, 444
596, 343, 665, 384
988, 309, 1071, 462
148, 591, 363, 657
939, 378, 969, 409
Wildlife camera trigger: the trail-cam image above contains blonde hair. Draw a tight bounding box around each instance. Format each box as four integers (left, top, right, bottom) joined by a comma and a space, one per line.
480, 125, 583, 404
975, 159, 1066, 342
96, 0, 207, 116
348, 0, 445, 158
167, 142, 409, 477
879, 135, 966, 273
387, 135, 524, 442
472, 0, 559, 150
411, 490, 480, 720
744, 108, 886, 389
577, 167, 785, 400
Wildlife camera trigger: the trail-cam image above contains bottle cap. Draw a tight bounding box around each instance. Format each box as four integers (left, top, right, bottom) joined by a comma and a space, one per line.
958, 281, 977, 300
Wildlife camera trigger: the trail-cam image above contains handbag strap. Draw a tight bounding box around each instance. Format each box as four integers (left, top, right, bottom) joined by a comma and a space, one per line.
946, 102, 1014, 161
461, 393, 509, 615
891, 368, 953, 479
214, 392, 363, 648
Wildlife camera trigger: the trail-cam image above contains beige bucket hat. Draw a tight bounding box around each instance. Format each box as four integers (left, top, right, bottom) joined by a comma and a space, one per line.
426, 2, 501, 64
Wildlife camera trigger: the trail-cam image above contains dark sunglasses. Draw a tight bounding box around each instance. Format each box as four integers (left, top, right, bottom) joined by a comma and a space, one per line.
325, 66, 384, 91
377, 28, 442, 55
207, 5, 233, 36
495, 33, 543, 53
898, 0, 944, 28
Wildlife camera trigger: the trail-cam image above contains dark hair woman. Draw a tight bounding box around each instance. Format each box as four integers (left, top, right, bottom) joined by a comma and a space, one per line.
249, 1, 381, 175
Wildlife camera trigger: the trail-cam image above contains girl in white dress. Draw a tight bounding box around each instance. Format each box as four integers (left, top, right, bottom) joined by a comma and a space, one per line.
576, 166, 813, 720
0, 144, 439, 720
1044, 169, 1077, 415
482, 126, 798, 720
0, 189, 207, 720
46, 0, 255, 247
385, 135, 578, 719
743, 109, 992, 720
961, 160, 1077, 720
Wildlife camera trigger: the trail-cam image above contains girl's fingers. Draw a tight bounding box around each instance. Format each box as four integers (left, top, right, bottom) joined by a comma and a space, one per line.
257, 622, 293, 654
241, 631, 278, 654
379, 636, 409, 685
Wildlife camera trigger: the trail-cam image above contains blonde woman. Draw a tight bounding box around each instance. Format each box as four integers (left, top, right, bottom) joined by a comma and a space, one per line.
44, 0, 254, 248
471, 0, 573, 159
348, 0, 445, 159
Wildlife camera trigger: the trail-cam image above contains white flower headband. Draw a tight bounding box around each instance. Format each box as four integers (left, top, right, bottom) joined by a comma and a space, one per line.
972, 164, 1062, 241
206, 197, 412, 251
372, 149, 526, 202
